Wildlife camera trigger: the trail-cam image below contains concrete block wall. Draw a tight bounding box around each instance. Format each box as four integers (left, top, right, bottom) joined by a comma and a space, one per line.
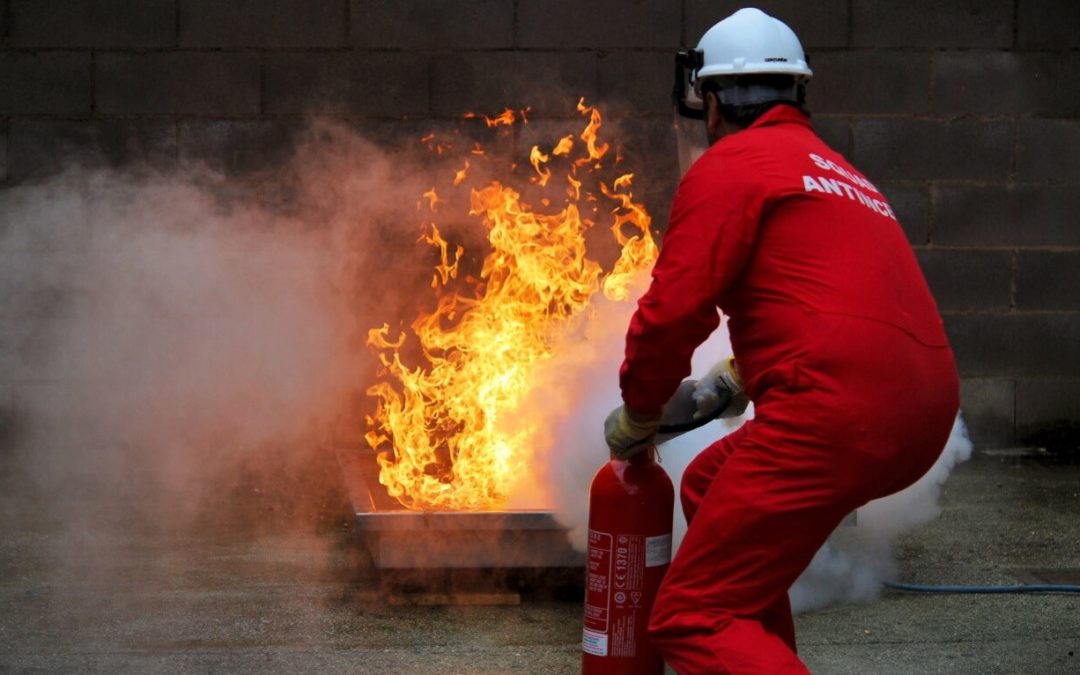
0, 1, 1077, 449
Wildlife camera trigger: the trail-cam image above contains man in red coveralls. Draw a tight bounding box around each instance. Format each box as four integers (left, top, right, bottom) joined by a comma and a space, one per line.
603, 8, 960, 674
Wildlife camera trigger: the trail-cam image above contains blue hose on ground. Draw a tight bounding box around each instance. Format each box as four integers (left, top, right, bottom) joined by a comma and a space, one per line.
885, 581, 1080, 594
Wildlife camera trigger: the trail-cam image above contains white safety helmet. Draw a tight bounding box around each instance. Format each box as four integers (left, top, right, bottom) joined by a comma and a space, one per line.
673, 8, 812, 175
674, 7, 812, 119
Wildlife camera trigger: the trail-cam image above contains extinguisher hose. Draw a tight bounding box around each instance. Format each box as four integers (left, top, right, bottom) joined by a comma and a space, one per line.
656, 403, 725, 436
656, 413, 718, 436
884, 581, 1080, 594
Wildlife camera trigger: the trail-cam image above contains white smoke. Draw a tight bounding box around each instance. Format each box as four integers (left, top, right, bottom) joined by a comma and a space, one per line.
527, 285, 973, 613
788, 416, 972, 612
0, 122, 449, 577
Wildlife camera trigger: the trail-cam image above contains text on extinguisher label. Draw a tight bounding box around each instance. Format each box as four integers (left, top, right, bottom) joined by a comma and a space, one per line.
613, 533, 644, 595
582, 628, 608, 657
584, 530, 612, 635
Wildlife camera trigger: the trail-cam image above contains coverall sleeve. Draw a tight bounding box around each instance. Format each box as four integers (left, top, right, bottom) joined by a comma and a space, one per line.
619, 152, 767, 414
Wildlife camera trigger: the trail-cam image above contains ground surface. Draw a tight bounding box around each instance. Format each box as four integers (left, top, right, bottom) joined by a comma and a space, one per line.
1, 450, 1078, 674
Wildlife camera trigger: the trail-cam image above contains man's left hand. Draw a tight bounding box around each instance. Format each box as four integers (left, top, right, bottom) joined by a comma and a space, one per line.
604, 406, 662, 460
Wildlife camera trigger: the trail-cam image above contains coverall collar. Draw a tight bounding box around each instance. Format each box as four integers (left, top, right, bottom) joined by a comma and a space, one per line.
746, 104, 811, 131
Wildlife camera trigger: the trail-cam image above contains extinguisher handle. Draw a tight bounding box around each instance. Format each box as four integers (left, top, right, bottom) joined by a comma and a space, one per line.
656, 405, 722, 435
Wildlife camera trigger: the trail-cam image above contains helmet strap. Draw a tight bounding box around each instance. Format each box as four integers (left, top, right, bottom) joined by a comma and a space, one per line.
715, 82, 799, 106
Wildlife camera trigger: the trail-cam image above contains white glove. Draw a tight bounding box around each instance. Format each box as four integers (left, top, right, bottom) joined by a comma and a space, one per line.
655, 358, 749, 445
693, 357, 749, 419
604, 405, 662, 460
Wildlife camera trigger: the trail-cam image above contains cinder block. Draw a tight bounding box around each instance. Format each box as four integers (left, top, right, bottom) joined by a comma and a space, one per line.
812, 115, 850, 156
518, 0, 678, 49
0, 325, 26, 386
10, 0, 175, 48
879, 182, 928, 245
265, 54, 350, 116
809, 52, 931, 115
265, 53, 430, 117
348, 118, 457, 161
943, 313, 1080, 378
1016, 251, 1080, 311
1015, 378, 1080, 444
0, 386, 15, 454
0, 126, 7, 184
934, 52, 1080, 116
350, 0, 513, 49
96, 53, 261, 115
959, 378, 1015, 449
685, 0, 848, 49
1018, 0, 1080, 49
915, 248, 1012, 312
598, 51, 671, 115
852, 119, 1012, 182
178, 120, 303, 177
347, 53, 430, 118
430, 52, 598, 118
180, 0, 346, 48
0, 54, 91, 115
852, 0, 1013, 48
932, 52, 1018, 116
438, 117, 519, 168
933, 185, 1080, 247
1017, 119, 1080, 183
6, 120, 177, 183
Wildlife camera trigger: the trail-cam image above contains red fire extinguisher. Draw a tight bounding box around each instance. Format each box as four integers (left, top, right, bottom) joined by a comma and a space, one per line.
582, 447, 674, 675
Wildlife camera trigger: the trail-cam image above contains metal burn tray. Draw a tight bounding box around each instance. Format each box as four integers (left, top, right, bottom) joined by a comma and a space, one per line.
337, 448, 584, 570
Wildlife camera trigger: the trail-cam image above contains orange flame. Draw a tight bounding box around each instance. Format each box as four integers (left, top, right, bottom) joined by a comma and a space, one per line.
421, 222, 464, 288
529, 146, 552, 187
421, 188, 441, 211
367, 100, 657, 511
552, 134, 575, 156
454, 160, 470, 187
472, 107, 531, 128
576, 98, 610, 168
567, 174, 582, 201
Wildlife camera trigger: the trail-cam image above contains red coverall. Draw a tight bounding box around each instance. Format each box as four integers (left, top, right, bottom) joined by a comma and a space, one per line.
619, 105, 959, 674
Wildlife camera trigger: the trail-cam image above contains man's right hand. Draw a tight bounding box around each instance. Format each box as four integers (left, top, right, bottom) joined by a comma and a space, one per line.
604, 406, 662, 460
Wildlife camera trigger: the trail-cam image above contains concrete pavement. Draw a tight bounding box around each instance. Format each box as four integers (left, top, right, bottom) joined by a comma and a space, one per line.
1, 449, 1078, 674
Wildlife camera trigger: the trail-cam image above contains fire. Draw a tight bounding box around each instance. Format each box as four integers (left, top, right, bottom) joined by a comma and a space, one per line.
366, 99, 658, 511
453, 160, 470, 186
465, 106, 531, 127
529, 146, 552, 186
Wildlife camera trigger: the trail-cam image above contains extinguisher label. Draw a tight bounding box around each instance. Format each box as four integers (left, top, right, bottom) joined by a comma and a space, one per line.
613, 534, 644, 597
645, 533, 672, 568
584, 530, 612, 634
582, 627, 608, 657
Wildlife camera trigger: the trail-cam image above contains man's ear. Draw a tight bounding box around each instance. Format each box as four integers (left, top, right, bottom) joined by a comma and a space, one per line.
705, 90, 725, 141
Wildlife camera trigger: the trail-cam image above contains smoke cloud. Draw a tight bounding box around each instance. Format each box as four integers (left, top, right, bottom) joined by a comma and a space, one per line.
0, 120, 471, 593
